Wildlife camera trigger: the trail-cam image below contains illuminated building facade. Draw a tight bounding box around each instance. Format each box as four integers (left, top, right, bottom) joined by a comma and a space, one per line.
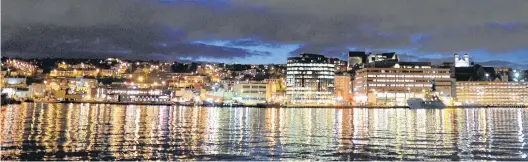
354, 62, 452, 106
95, 85, 172, 103
265, 79, 286, 103
233, 81, 267, 105
330, 58, 348, 73
334, 74, 352, 102
286, 53, 335, 105
456, 82, 528, 106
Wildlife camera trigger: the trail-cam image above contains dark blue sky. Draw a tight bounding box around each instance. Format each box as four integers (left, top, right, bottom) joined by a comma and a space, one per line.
2, 0, 528, 68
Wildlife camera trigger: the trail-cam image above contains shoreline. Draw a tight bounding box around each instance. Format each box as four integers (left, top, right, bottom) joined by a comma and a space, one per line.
3, 101, 526, 108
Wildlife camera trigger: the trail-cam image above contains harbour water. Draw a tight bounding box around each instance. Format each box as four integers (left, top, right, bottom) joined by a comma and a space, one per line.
1, 103, 528, 160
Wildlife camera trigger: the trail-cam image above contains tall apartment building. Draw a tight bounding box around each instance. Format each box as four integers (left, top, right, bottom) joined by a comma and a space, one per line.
286, 53, 335, 105
354, 62, 452, 106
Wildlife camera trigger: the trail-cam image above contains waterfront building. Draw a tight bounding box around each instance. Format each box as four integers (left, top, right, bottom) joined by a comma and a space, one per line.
452, 64, 528, 105
28, 83, 46, 98
334, 74, 352, 102
454, 53, 470, 67
95, 84, 172, 103
354, 62, 452, 106
265, 78, 286, 103
286, 53, 335, 105
233, 81, 267, 105
455, 81, 528, 106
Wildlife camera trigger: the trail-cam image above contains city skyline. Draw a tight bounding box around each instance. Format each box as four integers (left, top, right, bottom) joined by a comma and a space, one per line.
2, 0, 528, 68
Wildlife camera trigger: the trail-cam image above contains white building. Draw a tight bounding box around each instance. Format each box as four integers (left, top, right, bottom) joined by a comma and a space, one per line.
233, 81, 267, 105
454, 53, 470, 67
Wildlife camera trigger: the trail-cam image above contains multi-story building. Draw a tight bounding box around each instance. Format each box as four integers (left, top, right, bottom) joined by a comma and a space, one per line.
28, 83, 46, 98
233, 81, 267, 105
334, 74, 352, 102
330, 58, 348, 73
265, 78, 286, 103
95, 84, 172, 103
354, 62, 452, 106
286, 53, 335, 105
456, 82, 528, 106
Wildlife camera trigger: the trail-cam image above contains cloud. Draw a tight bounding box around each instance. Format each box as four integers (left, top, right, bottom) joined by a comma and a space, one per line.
478, 60, 528, 69
2, 0, 528, 62
1, 24, 261, 60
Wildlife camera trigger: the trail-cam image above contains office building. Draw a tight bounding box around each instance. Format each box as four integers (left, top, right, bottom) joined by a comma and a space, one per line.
330, 58, 348, 72
455, 82, 528, 106
265, 79, 285, 103
233, 81, 267, 105
354, 62, 452, 106
286, 53, 335, 105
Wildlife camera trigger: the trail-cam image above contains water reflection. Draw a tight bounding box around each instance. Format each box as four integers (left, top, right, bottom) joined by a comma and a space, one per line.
1, 103, 528, 160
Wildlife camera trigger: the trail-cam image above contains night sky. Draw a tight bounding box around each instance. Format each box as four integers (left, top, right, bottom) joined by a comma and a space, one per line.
2, 0, 528, 68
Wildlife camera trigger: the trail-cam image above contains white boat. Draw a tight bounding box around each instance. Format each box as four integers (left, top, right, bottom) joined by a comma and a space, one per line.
407, 98, 446, 109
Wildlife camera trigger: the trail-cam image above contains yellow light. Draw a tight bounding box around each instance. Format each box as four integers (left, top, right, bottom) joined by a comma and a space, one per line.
138, 76, 144, 82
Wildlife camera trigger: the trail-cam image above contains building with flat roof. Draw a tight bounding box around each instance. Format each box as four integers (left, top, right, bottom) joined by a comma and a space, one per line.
286, 53, 335, 105
233, 81, 267, 105
330, 58, 348, 73
354, 62, 452, 106
455, 82, 528, 106
334, 74, 352, 103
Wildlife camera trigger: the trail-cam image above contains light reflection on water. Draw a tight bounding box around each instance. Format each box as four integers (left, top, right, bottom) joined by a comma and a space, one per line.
1, 103, 528, 160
